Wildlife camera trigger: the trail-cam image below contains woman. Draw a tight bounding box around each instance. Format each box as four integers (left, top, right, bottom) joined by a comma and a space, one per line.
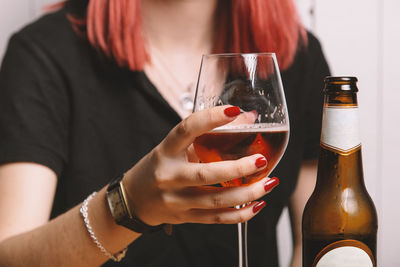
0, 0, 330, 266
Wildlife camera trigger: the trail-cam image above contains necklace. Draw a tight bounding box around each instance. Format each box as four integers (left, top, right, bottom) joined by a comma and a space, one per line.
146, 44, 198, 114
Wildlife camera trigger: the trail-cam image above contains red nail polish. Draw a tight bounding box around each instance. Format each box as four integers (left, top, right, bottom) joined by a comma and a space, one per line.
253, 201, 266, 213
255, 157, 267, 168
224, 106, 241, 117
264, 177, 279, 192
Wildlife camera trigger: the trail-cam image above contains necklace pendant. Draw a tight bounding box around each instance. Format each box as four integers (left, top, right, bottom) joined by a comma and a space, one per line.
180, 92, 194, 112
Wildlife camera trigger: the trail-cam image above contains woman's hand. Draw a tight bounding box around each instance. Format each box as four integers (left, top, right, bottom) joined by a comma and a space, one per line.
123, 106, 279, 226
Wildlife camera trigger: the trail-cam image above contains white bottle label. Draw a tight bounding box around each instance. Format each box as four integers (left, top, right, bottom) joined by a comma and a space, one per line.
313, 240, 375, 267
320, 106, 361, 154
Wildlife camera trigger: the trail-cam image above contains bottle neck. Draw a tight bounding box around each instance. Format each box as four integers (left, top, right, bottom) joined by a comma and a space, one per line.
315, 77, 369, 200
320, 93, 360, 155
316, 146, 366, 193
317, 92, 366, 188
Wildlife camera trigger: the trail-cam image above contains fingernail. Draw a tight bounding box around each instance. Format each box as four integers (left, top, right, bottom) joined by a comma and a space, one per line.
224, 106, 241, 117
255, 157, 267, 168
253, 201, 266, 213
264, 177, 279, 192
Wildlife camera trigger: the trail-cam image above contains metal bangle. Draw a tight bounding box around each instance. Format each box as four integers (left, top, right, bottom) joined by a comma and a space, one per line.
80, 192, 128, 262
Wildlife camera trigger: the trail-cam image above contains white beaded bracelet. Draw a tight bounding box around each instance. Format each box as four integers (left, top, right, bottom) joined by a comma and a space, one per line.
80, 192, 128, 262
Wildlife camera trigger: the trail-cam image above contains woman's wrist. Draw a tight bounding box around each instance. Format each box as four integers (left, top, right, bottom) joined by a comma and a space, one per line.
81, 187, 140, 262
106, 174, 167, 233
80, 192, 128, 262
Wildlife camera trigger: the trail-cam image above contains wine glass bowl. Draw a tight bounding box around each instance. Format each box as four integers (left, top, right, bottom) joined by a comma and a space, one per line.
193, 53, 289, 187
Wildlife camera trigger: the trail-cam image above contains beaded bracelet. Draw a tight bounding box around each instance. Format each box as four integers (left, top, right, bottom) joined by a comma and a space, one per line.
80, 192, 128, 262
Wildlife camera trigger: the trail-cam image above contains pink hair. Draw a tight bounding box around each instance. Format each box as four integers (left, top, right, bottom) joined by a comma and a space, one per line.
66, 0, 306, 71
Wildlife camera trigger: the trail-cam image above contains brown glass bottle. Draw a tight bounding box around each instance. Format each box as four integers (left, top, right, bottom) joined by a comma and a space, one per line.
302, 77, 378, 267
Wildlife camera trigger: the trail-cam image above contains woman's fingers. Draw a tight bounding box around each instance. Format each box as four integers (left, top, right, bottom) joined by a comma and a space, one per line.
183, 201, 266, 224
160, 106, 240, 156
135, 106, 277, 226
170, 154, 267, 187
166, 177, 279, 210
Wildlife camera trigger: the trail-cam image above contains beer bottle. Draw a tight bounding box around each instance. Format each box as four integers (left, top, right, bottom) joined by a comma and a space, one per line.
302, 76, 378, 266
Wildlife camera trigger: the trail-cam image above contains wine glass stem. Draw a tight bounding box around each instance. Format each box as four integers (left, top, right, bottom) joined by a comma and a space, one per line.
237, 207, 248, 267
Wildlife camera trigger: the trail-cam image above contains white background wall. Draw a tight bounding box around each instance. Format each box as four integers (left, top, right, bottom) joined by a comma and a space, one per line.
1, 0, 399, 266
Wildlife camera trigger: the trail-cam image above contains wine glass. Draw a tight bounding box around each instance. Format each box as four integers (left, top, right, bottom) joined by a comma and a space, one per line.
192, 53, 289, 267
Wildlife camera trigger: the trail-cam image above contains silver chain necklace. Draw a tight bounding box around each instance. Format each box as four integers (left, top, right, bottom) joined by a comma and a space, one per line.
147, 45, 196, 112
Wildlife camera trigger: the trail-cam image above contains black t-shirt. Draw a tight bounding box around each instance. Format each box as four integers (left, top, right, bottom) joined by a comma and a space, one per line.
0, 10, 330, 267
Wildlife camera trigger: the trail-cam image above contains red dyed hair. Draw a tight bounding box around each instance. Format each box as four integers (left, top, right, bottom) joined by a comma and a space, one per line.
65, 0, 306, 71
